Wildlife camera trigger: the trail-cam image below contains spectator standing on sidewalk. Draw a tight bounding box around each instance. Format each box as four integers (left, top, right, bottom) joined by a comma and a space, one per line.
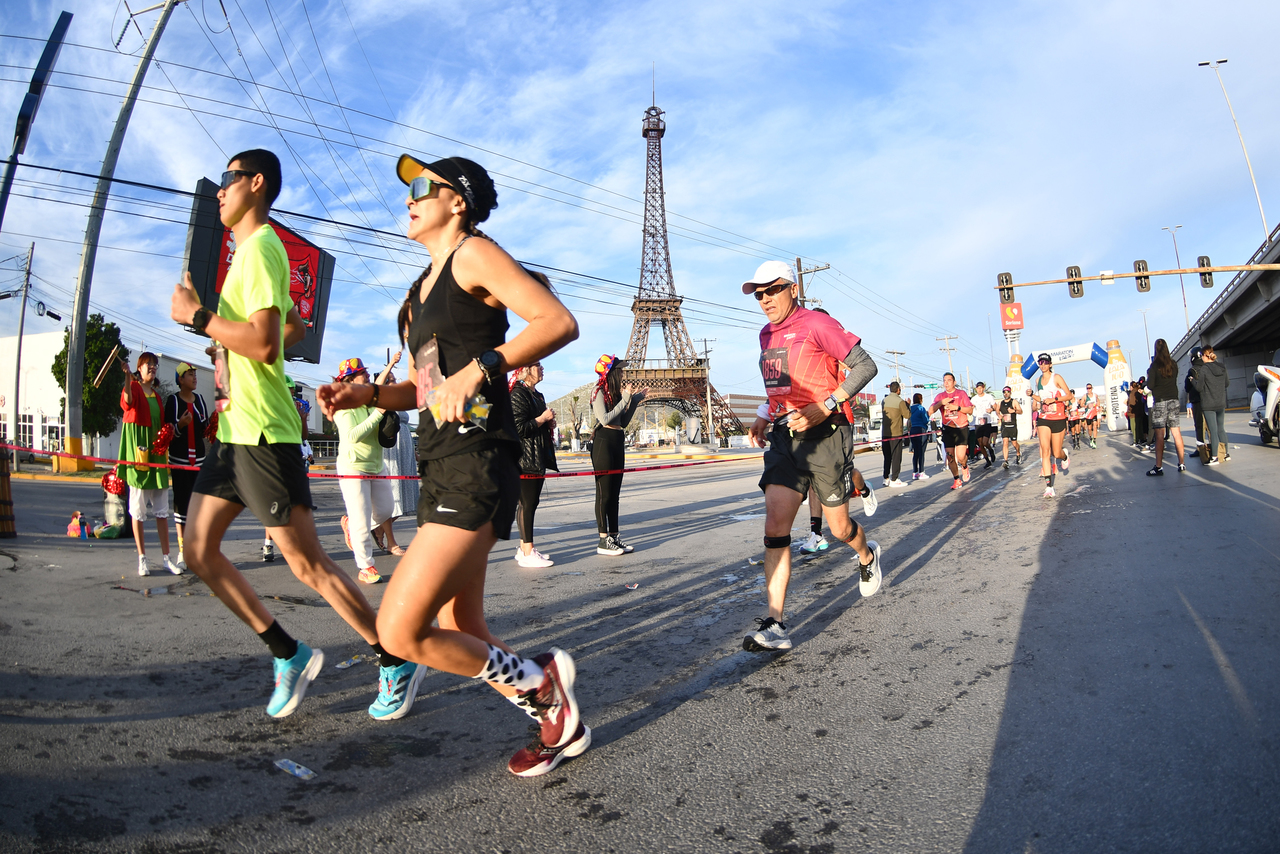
880, 381, 911, 488
908, 393, 931, 480
591, 355, 647, 556
164, 361, 209, 572
1191, 344, 1230, 465
374, 360, 416, 557
510, 359, 559, 567
1144, 338, 1186, 476
119, 352, 178, 577
332, 357, 395, 584
1185, 347, 1206, 454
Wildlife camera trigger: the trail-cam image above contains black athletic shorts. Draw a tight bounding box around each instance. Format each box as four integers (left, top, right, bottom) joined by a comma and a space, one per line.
941, 425, 968, 448
1085, 417, 1097, 425
1039, 418, 1068, 434
417, 445, 519, 539
1000, 425, 1019, 440
759, 422, 853, 507
977, 424, 997, 439
194, 439, 312, 527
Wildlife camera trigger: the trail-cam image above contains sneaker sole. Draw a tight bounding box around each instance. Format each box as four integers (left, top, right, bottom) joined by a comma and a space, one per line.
371, 663, 427, 721
544, 649, 580, 749
743, 635, 792, 652
595, 548, 624, 556
269, 648, 325, 719
510, 724, 592, 778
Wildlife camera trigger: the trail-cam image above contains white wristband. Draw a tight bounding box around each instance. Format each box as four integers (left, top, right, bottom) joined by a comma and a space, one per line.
756, 403, 771, 421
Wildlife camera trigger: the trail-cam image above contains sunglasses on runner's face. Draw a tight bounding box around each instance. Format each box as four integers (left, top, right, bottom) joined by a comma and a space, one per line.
407, 176, 458, 202
753, 283, 791, 301
219, 169, 255, 191
1038, 359, 1051, 365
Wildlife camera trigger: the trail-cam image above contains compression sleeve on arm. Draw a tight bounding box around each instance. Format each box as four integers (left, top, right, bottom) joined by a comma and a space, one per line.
838, 345, 877, 398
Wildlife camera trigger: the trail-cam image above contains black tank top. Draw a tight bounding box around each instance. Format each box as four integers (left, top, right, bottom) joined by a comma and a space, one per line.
406, 243, 517, 460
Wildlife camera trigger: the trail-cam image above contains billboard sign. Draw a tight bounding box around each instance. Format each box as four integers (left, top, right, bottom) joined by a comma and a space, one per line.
183, 178, 333, 364
999, 302, 1024, 330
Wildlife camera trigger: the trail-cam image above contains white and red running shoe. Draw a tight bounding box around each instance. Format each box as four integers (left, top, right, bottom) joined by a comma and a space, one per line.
522, 648, 580, 749
508, 722, 591, 777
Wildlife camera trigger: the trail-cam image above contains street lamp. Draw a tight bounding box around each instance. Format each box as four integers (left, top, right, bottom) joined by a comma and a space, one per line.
1162, 225, 1191, 332
1199, 59, 1270, 245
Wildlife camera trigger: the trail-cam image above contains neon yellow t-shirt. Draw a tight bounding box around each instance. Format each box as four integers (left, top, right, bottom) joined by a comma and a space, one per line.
215, 224, 298, 445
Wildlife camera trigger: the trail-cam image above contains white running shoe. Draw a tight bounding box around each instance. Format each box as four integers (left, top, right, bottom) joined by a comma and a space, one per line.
860, 484, 878, 517
1060, 448, 1070, 474
175, 552, 187, 572
916, 471, 930, 480
799, 532, 830, 555
515, 548, 554, 568
163, 554, 182, 575
1044, 486, 1055, 498
137, 554, 152, 577
858, 540, 883, 597
888, 479, 908, 489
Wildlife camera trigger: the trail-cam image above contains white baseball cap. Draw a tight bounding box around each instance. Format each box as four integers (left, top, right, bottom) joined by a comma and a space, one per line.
741, 260, 796, 294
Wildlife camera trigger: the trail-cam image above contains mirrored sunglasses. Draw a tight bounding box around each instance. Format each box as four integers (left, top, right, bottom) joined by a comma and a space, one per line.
408, 176, 458, 202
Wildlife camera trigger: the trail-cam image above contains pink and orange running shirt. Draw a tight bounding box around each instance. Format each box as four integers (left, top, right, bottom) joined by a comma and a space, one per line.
933, 388, 973, 428
758, 307, 861, 418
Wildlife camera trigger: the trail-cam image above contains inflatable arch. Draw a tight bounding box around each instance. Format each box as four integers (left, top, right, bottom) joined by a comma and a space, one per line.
1008, 340, 1132, 433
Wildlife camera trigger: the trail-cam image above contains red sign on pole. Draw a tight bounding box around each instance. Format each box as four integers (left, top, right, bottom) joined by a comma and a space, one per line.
1000, 302, 1024, 331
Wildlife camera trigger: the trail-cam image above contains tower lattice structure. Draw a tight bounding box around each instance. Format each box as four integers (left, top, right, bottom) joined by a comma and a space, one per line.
623, 105, 744, 437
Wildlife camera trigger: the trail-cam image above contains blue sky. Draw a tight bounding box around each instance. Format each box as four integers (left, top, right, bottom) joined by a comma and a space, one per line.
2, 0, 1279, 407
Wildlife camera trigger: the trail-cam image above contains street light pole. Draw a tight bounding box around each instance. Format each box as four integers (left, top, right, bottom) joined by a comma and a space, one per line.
1199, 59, 1270, 245
1162, 225, 1191, 332
885, 350, 905, 385
1137, 309, 1151, 360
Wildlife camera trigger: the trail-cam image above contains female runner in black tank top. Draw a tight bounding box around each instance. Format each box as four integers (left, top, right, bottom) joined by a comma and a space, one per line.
318, 155, 582, 777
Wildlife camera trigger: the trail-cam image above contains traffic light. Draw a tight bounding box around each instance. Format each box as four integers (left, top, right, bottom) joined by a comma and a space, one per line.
1198, 255, 1213, 288
998, 272, 1014, 304
1134, 259, 1150, 292
1067, 265, 1083, 299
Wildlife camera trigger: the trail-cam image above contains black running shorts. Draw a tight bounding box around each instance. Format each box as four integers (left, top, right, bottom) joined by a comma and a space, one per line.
1085, 417, 1097, 425
417, 445, 519, 539
977, 424, 997, 439
759, 422, 853, 507
941, 425, 968, 448
194, 439, 313, 527
1000, 425, 1019, 440
1039, 417, 1068, 434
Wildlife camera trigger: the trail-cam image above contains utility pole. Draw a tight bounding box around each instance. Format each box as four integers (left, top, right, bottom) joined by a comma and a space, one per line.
795, 257, 830, 308
64, 0, 183, 468
700, 338, 717, 447
936, 335, 957, 375
10, 244, 33, 473
885, 350, 905, 385
1137, 309, 1151, 359
1162, 225, 1191, 332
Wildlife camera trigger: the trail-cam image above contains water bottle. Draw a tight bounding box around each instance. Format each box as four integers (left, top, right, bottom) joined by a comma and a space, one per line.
273, 758, 315, 780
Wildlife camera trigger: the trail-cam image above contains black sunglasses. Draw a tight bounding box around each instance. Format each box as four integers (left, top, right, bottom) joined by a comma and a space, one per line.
753, 283, 791, 301
219, 169, 256, 191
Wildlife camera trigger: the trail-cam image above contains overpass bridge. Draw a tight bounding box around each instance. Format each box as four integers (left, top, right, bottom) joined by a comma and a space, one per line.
1172, 223, 1280, 407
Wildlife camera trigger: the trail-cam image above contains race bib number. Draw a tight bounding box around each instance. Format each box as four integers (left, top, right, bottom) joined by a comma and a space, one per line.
759, 347, 792, 394
414, 337, 445, 412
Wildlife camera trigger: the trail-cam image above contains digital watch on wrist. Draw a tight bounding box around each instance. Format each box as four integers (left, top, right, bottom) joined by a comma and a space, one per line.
192, 307, 212, 332
474, 350, 502, 385
823, 393, 840, 412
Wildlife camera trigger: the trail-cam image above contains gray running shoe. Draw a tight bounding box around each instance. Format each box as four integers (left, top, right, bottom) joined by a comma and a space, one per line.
744, 617, 792, 652
596, 535, 625, 556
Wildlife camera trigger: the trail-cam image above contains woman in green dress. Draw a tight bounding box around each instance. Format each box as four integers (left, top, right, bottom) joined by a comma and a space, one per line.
119, 352, 178, 577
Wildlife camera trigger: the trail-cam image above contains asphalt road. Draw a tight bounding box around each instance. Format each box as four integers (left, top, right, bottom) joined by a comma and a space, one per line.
1, 416, 1278, 853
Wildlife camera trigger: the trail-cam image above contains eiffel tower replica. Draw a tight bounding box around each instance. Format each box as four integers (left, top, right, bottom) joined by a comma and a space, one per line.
622, 103, 744, 437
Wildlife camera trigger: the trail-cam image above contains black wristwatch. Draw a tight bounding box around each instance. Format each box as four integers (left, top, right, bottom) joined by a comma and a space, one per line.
474, 350, 503, 385
192, 306, 213, 332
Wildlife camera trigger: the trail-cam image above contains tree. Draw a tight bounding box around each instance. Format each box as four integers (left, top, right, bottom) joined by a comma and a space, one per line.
50, 313, 129, 438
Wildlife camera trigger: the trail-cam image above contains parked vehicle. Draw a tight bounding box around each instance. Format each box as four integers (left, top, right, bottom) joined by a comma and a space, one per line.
1252, 350, 1280, 445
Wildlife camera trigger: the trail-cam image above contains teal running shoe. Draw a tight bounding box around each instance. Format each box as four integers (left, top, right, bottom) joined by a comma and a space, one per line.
267, 642, 324, 718
368, 660, 427, 720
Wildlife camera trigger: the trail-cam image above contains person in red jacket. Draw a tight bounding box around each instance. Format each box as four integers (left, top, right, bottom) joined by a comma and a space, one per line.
118, 352, 178, 576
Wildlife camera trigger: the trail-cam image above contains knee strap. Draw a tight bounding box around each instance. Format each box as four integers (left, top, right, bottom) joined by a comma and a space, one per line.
764, 535, 791, 549
839, 518, 860, 544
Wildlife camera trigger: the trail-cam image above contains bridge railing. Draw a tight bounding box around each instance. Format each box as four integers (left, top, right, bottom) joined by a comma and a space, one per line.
1173, 220, 1280, 354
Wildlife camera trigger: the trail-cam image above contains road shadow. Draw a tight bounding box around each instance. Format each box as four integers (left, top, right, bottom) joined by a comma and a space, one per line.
962, 425, 1280, 852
